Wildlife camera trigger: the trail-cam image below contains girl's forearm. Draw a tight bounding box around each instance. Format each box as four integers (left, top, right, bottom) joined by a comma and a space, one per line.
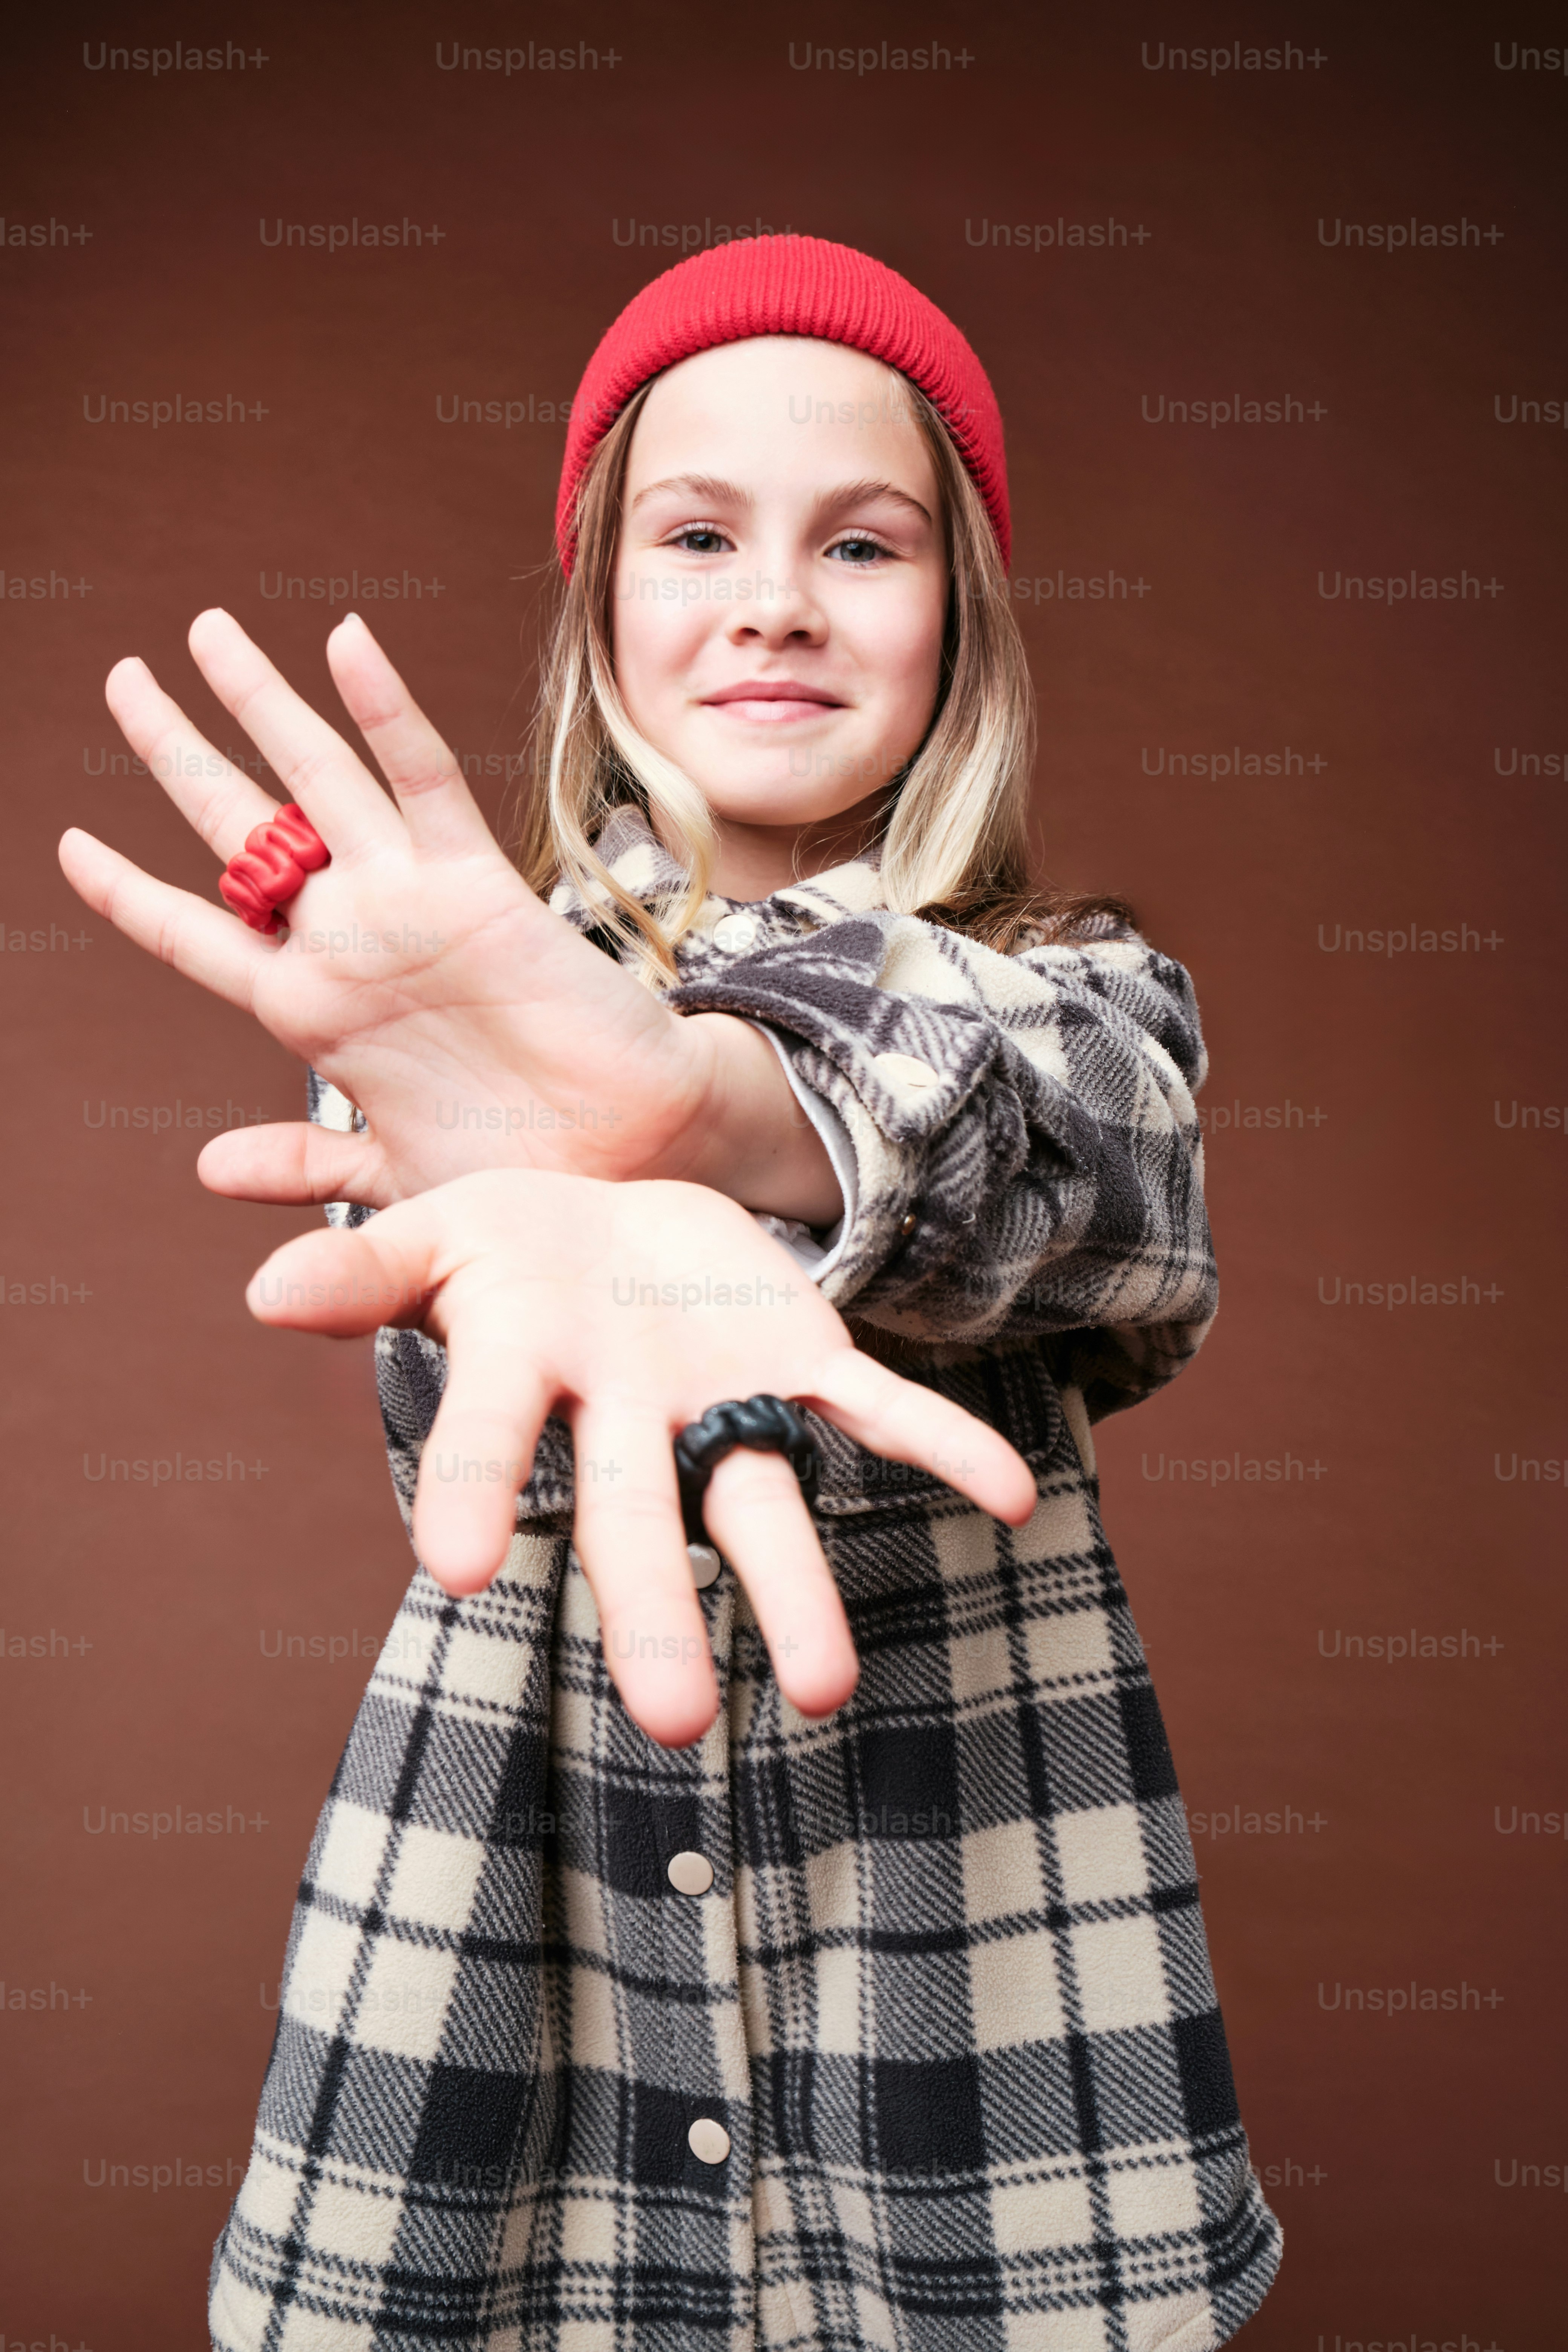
667, 1013, 841, 1225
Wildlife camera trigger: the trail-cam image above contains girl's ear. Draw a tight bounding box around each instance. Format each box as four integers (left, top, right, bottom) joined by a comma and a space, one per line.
870, 375, 1036, 929
513, 381, 717, 989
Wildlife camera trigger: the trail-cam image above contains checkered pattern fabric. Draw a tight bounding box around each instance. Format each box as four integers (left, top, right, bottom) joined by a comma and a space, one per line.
208, 815, 1281, 2349
557, 810, 1221, 1418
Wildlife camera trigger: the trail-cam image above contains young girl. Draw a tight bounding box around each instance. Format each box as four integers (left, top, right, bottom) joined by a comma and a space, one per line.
61, 237, 1282, 2350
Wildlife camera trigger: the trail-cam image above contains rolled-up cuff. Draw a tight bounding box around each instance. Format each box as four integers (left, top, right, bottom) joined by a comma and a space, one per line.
739, 1020, 857, 1283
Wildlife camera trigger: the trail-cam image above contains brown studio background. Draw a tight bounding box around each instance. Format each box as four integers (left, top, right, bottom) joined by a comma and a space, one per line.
3, 2, 1565, 2341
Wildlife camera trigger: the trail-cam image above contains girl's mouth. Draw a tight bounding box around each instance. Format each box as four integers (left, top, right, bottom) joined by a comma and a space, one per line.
700, 680, 846, 724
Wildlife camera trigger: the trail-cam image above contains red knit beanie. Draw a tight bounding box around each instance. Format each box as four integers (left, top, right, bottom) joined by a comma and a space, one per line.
555, 234, 1009, 573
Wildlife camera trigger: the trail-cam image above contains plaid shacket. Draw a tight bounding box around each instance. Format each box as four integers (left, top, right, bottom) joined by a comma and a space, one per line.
208, 810, 1282, 2351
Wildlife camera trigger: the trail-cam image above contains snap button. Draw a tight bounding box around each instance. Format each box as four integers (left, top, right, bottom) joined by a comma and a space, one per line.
667, 1850, 714, 1896
712, 913, 759, 953
687, 2117, 731, 2164
871, 1051, 938, 1091
687, 1542, 722, 1589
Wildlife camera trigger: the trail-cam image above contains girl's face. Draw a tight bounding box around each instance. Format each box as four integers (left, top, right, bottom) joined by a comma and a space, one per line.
611, 337, 948, 881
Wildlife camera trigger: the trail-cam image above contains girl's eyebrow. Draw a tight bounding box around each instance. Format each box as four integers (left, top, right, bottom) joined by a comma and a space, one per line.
628, 473, 933, 526
628, 473, 751, 514
818, 478, 932, 526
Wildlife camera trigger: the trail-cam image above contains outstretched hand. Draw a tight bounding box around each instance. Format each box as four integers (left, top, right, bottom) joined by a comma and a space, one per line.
245, 1170, 1038, 1747
56, 611, 735, 1205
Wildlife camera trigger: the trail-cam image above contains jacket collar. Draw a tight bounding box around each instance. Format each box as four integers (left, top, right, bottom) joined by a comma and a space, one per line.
547, 801, 887, 936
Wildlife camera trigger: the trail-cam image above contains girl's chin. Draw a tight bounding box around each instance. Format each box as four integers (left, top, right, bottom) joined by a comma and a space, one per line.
686, 766, 893, 820
679, 779, 868, 828
674, 732, 903, 803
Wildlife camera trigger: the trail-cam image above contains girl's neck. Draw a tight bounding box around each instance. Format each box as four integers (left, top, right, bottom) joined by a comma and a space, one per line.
677, 788, 892, 904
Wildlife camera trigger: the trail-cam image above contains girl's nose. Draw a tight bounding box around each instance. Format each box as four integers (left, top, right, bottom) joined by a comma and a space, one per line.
725, 575, 828, 646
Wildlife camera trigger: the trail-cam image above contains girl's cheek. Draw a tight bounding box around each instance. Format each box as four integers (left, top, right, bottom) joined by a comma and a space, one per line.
849, 587, 946, 711
613, 582, 717, 708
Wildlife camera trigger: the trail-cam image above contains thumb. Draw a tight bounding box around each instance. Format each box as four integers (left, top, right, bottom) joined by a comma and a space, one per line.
244, 1213, 440, 1335
199, 1120, 394, 1207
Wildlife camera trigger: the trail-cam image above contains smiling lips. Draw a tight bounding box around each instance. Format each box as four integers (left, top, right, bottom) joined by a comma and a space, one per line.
700, 679, 845, 724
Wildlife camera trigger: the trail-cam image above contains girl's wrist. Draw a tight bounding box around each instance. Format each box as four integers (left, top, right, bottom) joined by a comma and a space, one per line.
665, 1013, 841, 1225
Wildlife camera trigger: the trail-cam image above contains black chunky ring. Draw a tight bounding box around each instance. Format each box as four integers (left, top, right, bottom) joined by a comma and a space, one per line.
673, 1395, 821, 1546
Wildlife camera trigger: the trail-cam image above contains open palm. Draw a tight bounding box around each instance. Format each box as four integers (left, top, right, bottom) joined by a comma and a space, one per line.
247, 1168, 1038, 1746
58, 609, 706, 1204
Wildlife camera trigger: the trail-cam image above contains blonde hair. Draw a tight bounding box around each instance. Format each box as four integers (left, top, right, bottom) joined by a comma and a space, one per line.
510, 364, 1129, 981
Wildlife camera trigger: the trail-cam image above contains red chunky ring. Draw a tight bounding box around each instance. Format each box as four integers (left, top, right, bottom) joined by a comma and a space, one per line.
218, 804, 331, 934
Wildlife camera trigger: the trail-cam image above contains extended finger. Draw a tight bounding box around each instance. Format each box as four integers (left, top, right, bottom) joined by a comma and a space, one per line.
58, 827, 274, 1009
569, 1395, 719, 1749
199, 1122, 395, 1208
186, 608, 404, 854
413, 1327, 553, 1598
700, 1447, 858, 1719
104, 654, 279, 858
803, 1351, 1039, 1525
327, 615, 499, 859
244, 1213, 548, 1594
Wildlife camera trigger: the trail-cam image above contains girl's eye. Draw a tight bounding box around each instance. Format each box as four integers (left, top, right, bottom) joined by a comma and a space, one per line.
828, 536, 890, 565
669, 525, 732, 555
